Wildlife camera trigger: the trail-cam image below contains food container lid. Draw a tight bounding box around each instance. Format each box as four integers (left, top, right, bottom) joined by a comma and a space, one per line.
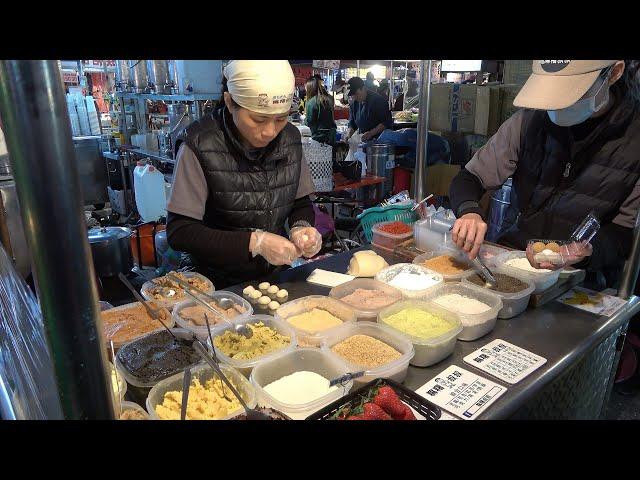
377, 299, 463, 346
205, 315, 297, 371
115, 328, 202, 388
329, 278, 402, 318
88, 226, 132, 243
172, 291, 253, 337
275, 295, 357, 341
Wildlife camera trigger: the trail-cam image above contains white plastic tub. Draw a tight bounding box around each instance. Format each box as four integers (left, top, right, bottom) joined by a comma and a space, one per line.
412, 247, 474, 282
422, 283, 503, 341
206, 315, 297, 378
141, 272, 215, 310
375, 263, 443, 299
494, 251, 561, 294
461, 272, 535, 319
146, 363, 256, 420
249, 348, 353, 420
378, 300, 462, 367
329, 278, 402, 322
275, 295, 356, 347
321, 321, 414, 384
172, 291, 253, 340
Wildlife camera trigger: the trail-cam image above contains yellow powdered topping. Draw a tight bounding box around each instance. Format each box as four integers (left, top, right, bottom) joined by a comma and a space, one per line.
286, 308, 343, 334
213, 322, 291, 361
382, 308, 455, 340
155, 377, 242, 420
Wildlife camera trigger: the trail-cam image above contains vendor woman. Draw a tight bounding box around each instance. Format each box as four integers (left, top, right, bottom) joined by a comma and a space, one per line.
166, 60, 322, 288
449, 60, 640, 288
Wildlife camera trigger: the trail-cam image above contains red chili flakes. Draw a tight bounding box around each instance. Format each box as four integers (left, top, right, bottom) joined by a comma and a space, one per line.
378, 221, 412, 235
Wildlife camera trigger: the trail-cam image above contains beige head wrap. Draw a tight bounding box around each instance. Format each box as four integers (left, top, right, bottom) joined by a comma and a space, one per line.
224, 60, 295, 115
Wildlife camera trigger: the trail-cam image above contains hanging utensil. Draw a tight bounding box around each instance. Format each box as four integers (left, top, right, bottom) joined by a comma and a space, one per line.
167, 272, 253, 339
180, 367, 191, 421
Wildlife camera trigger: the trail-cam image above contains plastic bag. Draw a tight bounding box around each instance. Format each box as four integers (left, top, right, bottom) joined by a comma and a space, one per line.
344, 131, 363, 163
0, 246, 63, 419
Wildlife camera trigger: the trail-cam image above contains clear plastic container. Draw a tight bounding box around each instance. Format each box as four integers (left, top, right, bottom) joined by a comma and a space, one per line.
141, 272, 215, 310
413, 246, 474, 282
109, 361, 127, 412
172, 291, 253, 340
321, 321, 415, 384
478, 243, 511, 269
494, 251, 561, 294
570, 211, 600, 244
371, 221, 414, 250
115, 328, 202, 388
101, 301, 176, 351
329, 278, 402, 321
206, 315, 297, 378
375, 263, 444, 299
461, 271, 535, 319
146, 363, 256, 420
378, 300, 462, 367
249, 348, 353, 420
275, 295, 356, 348
118, 401, 150, 420
526, 239, 568, 265
422, 283, 503, 341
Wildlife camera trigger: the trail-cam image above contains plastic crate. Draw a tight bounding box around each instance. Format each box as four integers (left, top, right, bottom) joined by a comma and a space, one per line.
306, 378, 441, 420
357, 203, 418, 242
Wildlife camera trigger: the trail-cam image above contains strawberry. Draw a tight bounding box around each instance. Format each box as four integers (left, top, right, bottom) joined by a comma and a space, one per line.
373, 385, 407, 419
346, 414, 365, 420
362, 402, 392, 420
400, 405, 416, 420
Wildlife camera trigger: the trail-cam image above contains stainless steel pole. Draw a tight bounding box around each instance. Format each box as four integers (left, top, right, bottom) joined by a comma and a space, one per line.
357, 60, 360, 78
618, 210, 640, 299
0, 60, 114, 419
414, 60, 432, 201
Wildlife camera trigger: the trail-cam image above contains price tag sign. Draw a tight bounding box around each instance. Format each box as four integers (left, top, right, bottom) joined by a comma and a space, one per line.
463, 339, 547, 385
416, 365, 506, 420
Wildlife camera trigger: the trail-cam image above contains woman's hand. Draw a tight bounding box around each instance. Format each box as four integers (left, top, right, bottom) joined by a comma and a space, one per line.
290, 226, 322, 258
250, 230, 300, 266
451, 213, 487, 260
526, 241, 593, 271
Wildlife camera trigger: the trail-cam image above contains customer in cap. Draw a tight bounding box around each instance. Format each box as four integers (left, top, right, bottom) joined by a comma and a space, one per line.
449, 60, 640, 288
166, 60, 322, 288
344, 76, 393, 142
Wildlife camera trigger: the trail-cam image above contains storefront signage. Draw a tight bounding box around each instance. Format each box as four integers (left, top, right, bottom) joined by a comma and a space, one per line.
81, 60, 116, 72
463, 339, 547, 385
312, 60, 340, 69
416, 365, 507, 420
62, 71, 78, 84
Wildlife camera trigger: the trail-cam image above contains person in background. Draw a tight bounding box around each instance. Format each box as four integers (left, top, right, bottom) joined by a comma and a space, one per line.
166, 60, 322, 288
378, 78, 390, 101
344, 76, 393, 142
332, 74, 349, 106
392, 91, 405, 111
449, 60, 640, 290
305, 76, 337, 145
364, 71, 377, 90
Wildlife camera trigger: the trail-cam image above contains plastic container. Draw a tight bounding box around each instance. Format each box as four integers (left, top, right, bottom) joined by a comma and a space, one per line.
329, 278, 402, 321
206, 315, 297, 378
371, 221, 414, 250
321, 321, 414, 384
461, 272, 535, 319
494, 251, 561, 294
378, 300, 462, 367
249, 348, 353, 420
275, 295, 357, 347
570, 211, 601, 244
115, 328, 202, 388
118, 401, 150, 420
375, 263, 443, 299
413, 247, 474, 282
357, 203, 418, 242
478, 243, 511, 269
109, 361, 127, 405
134, 163, 167, 223
526, 239, 568, 265
141, 272, 215, 311
147, 363, 256, 420
172, 291, 253, 340
422, 283, 503, 341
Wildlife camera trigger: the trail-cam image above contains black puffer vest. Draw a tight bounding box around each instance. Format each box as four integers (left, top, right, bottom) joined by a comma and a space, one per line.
499, 93, 640, 256
178, 107, 303, 286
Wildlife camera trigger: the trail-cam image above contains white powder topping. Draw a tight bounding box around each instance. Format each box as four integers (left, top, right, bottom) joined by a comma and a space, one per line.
434, 294, 492, 318
264, 371, 337, 405
388, 271, 440, 291
506, 257, 551, 273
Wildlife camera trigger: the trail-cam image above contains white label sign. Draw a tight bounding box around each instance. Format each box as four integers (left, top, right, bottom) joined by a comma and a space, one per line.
464, 339, 547, 385
416, 365, 507, 420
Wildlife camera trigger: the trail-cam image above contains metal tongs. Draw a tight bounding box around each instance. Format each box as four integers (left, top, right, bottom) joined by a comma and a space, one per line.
166, 272, 253, 339
329, 370, 371, 388
471, 256, 498, 289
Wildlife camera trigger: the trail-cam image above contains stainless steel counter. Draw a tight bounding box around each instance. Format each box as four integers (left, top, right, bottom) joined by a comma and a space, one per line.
226, 247, 640, 420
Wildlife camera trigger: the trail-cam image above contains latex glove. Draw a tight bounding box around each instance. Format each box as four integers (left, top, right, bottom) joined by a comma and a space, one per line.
526, 241, 593, 271
290, 226, 322, 258
250, 230, 300, 266
451, 213, 488, 260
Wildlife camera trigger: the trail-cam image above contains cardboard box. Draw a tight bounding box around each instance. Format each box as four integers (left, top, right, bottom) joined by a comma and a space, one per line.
428, 83, 479, 133
426, 163, 461, 197
499, 84, 524, 125
503, 60, 532, 86
474, 85, 502, 136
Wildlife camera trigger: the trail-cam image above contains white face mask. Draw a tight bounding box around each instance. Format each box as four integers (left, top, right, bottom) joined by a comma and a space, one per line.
547, 69, 611, 127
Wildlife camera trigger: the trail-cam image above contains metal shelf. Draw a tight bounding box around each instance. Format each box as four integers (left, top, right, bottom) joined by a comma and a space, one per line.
115, 92, 221, 102
127, 148, 175, 164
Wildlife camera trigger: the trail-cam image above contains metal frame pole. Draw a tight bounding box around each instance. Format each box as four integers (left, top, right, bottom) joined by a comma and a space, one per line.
414, 60, 433, 201
618, 210, 640, 299
0, 60, 114, 419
